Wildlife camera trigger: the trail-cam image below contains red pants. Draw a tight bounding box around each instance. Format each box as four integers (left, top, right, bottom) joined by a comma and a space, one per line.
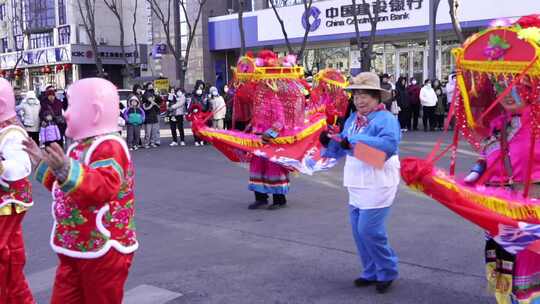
51, 249, 133, 304
0, 211, 34, 304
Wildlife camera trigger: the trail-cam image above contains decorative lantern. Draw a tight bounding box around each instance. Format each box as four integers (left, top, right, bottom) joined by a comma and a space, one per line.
40, 67, 46, 73
63, 63, 72, 71
14, 69, 22, 80
56, 64, 63, 72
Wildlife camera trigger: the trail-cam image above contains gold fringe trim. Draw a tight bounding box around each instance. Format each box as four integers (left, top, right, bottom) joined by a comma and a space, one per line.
198, 118, 327, 147
233, 66, 305, 81
460, 59, 540, 76
456, 71, 476, 128
432, 176, 540, 222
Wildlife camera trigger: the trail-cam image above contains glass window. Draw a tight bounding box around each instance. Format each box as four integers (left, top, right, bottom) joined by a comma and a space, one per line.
0, 4, 6, 21
58, 0, 67, 25
302, 46, 350, 75
0, 38, 8, 52
384, 52, 395, 75
441, 43, 458, 82
29, 32, 53, 49
15, 35, 24, 50
58, 25, 70, 45
23, 0, 56, 30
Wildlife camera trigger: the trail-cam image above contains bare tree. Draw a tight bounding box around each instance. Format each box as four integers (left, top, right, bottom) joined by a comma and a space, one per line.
6, 1, 42, 75
147, 0, 207, 89
448, 0, 465, 43
103, 0, 139, 78
9, 1, 27, 74
77, 0, 105, 77
352, 0, 381, 71
237, 0, 246, 55
132, 0, 139, 65
179, 0, 207, 87
268, 0, 313, 60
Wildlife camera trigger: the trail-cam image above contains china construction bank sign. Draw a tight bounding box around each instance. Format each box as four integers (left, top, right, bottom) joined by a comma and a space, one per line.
256, 0, 540, 42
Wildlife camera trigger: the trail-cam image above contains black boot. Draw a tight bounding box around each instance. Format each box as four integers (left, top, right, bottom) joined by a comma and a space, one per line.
249, 192, 269, 210
375, 280, 394, 294
268, 194, 287, 210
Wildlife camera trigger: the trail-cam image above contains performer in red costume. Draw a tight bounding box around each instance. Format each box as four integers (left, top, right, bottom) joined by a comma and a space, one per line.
0, 78, 35, 303
24, 78, 138, 304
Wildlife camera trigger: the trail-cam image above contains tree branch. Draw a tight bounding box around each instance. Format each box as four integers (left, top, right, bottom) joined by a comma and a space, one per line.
238, 0, 246, 55
269, 0, 293, 55
448, 0, 465, 43
296, 0, 313, 60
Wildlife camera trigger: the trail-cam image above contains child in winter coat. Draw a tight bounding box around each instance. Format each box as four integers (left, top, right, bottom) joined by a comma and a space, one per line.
123, 96, 145, 150
39, 113, 62, 147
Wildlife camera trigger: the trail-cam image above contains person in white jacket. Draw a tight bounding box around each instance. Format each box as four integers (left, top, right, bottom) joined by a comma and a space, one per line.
209, 86, 226, 130
17, 91, 41, 144
419, 79, 438, 131
166, 88, 187, 146
445, 74, 457, 130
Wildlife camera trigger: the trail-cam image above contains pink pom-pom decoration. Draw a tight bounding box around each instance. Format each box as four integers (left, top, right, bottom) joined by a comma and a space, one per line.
255, 57, 265, 67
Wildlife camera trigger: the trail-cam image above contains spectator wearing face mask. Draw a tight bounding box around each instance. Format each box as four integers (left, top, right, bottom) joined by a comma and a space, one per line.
189, 80, 207, 146
123, 96, 145, 151
407, 78, 421, 131
445, 74, 457, 130
420, 79, 438, 132
167, 88, 187, 146
142, 83, 162, 148
380, 74, 394, 111
209, 86, 226, 130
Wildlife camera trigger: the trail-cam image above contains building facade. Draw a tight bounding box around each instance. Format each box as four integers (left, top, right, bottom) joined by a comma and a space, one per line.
0, 0, 150, 91
147, 0, 232, 91
206, 0, 540, 84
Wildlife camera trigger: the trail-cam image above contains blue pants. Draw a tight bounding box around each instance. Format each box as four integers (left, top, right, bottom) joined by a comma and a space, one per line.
349, 205, 398, 282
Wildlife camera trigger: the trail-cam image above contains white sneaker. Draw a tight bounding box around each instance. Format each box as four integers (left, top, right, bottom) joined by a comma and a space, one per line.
195, 142, 200, 146
200, 141, 205, 146
170, 142, 178, 147
180, 141, 186, 146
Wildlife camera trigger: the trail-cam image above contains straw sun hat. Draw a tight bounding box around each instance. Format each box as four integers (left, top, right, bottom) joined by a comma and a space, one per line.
346, 72, 392, 102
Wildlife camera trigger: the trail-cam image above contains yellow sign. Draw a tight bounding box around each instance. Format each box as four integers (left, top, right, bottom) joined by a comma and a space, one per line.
153, 79, 170, 94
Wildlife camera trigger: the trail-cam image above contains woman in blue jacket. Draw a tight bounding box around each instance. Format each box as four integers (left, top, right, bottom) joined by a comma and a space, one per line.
320, 72, 401, 294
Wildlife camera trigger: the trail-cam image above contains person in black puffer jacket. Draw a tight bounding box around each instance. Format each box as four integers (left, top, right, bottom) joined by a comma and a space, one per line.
142, 83, 162, 148
395, 76, 411, 131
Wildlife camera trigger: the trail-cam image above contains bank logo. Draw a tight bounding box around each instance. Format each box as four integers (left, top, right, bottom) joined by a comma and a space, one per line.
302, 6, 322, 32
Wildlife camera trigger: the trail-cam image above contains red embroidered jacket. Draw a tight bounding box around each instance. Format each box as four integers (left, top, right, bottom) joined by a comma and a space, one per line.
36, 134, 138, 259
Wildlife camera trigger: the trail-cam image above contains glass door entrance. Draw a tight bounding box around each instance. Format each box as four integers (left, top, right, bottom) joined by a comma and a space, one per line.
396, 49, 425, 82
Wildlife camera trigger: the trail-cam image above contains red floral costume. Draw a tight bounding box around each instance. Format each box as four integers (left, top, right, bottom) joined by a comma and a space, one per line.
0, 118, 35, 304
35, 134, 137, 303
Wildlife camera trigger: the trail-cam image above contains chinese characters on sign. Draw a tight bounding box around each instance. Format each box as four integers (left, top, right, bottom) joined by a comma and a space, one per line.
325, 0, 423, 28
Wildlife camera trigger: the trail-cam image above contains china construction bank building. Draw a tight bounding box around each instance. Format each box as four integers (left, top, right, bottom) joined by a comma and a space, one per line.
207, 0, 540, 85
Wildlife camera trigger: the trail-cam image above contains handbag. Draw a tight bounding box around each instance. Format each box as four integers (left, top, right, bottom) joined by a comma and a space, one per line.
390, 100, 401, 115
54, 115, 66, 125
46, 103, 66, 125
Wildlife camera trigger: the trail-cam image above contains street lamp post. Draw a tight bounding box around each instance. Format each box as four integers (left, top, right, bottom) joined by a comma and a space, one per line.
428, 0, 441, 81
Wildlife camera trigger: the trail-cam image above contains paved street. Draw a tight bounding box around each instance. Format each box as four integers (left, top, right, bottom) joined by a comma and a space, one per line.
23, 130, 494, 304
